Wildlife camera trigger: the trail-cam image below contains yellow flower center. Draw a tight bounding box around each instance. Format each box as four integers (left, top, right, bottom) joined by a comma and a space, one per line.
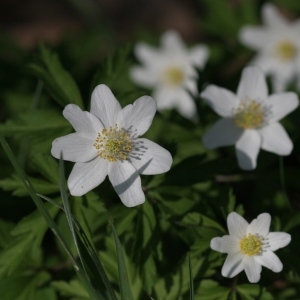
163, 66, 184, 86
240, 234, 262, 256
275, 41, 297, 61
233, 98, 264, 129
93, 125, 132, 162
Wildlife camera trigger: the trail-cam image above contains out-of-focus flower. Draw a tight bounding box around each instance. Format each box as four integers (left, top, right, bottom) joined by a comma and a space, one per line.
51, 84, 172, 207
239, 3, 300, 92
201, 66, 298, 170
130, 30, 209, 119
211, 212, 291, 283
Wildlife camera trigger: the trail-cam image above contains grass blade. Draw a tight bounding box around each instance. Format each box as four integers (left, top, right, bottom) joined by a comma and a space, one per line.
106, 211, 134, 300
0, 136, 95, 299
58, 158, 117, 300
38, 193, 117, 300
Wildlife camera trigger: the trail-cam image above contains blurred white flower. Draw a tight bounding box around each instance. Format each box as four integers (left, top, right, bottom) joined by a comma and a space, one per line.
211, 212, 291, 283
201, 66, 298, 170
239, 3, 300, 92
130, 30, 209, 119
51, 84, 172, 207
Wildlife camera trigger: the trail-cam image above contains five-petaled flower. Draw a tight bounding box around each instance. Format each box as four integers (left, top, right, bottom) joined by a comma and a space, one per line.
130, 30, 209, 119
239, 3, 300, 92
51, 84, 173, 207
201, 66, 299, 170
210, 212, 291, 283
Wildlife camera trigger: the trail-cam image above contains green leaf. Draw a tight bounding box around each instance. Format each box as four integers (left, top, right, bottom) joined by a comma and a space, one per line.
181, 212, 226, 234
28, 44, 83, 108
0, 110, 70, 136
0, 173, 59, 196
0, 136, 84, 286
163, 155, 236, 186
58, 159, 116, 300
106, 212, 134, 300
0, 218, 14, 249
0, 203, 59, 277
52, 279, 90, 299
188, 253, 194, 300
236, 284, 273, 300
91, 44, 133, 91
0, 271, 51, 300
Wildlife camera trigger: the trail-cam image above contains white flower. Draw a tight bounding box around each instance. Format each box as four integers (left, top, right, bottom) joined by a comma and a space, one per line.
51, 84, 172, 207
201, 66, 298, 170
239, 3, 300, 92
211, 212, 291, 283
130, 30, 209, 119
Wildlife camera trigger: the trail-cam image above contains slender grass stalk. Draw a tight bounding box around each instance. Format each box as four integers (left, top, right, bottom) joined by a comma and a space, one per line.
106, 211, 134, 300
58, 158, 117, 300
0, 136, 96, 299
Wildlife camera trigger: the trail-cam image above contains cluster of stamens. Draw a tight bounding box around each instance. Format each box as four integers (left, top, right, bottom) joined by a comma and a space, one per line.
233, 98, 265, 129
240, 233, 263, 256
275, 40, 297, 61
163, 66, 185, 86
93, 125, 133, 162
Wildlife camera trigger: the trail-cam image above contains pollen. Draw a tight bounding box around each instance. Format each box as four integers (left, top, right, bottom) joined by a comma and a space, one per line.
233, 98, 264, 129
93, 125, 132, 162
275, 40, 297, 61
163, 66, 185, 86
240, 234, 263, 256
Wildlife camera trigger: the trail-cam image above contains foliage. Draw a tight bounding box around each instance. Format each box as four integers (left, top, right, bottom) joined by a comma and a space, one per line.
1, 0, 300, 299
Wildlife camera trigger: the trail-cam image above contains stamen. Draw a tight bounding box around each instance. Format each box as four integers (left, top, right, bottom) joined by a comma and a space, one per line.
275, 41, 297, 61
93, 125, 133, 162
163, 66, 184, 86
233, 98, 265, 129
240, 234, 262, 256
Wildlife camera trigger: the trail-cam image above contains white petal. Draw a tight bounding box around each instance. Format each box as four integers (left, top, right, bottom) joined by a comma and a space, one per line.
68, 158, 108, 196
51, 133, 97, 162
90, 84, 122, 128
267, 232, 291, 251
153, 87, 177, 110
117, 96, 157, 137
239, 27, 270, 49
271, 76, 289, 93
235, 130, 261, 170
201, 85, 239, 117
255, 250, 283, 272
202, 118, 243, 149
227, 212, 249, 239
243, 256, 262, 283
259, 123, 293, 155
134, 43, 160, 65
189, 45, 209, 69
175, 90, 197, 119
262, 3, 288, 28
247, 213, 271, 236
63, 104, 104, 138
210, 235, 240, 254
161, 30, 186, 53
154, 87, 197, 119
237, 66, 268, 101
221, 252, 245, 278
265, 92, 299, 122
108, 160, 145, 207
129, 138, 172, 175
130, 66, 158, 88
